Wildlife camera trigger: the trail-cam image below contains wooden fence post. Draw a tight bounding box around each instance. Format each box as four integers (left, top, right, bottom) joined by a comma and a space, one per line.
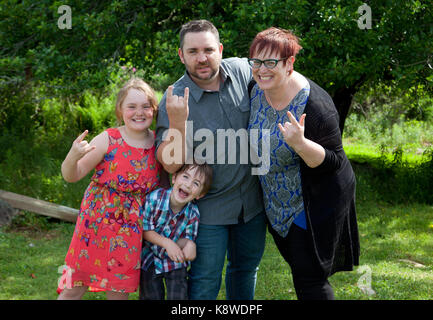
0, 189, 78, 223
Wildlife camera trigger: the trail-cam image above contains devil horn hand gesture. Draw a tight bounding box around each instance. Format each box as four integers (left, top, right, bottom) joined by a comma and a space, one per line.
278, 112, 306, 148
166, 85, 189, 126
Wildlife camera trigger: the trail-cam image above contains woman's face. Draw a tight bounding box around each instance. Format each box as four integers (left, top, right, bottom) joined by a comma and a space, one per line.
250, 49, 292, 91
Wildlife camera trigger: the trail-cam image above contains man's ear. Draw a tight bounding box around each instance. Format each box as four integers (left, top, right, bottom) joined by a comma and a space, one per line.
219, 42, 223, 55
178, 48, 185, 64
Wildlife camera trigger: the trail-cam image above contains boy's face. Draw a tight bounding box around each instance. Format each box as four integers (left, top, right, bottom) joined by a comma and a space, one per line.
171, 167, 206, 207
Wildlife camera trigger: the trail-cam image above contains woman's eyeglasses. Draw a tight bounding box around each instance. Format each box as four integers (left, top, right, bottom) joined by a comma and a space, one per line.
248, 57, 288, 69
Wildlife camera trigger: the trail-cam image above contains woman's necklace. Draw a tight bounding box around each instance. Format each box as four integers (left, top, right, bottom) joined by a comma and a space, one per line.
264, 91, 284, 116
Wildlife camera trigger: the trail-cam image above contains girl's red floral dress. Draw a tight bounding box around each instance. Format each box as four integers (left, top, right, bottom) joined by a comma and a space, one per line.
58, 128, 161, 293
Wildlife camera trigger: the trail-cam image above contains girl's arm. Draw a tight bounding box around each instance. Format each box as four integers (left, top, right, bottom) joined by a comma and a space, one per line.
61, 130, 108, 183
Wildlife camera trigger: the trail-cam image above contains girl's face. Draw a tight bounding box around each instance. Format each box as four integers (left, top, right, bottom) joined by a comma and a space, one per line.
121, 88, 154, 132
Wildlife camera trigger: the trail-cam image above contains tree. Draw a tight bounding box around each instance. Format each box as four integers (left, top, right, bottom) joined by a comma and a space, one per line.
219, 0, 433, 131
1, 0, 432, 131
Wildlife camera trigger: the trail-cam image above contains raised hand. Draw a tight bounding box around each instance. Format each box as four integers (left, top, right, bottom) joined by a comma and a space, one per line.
70, 130, 96, 161
278, 112, 306, 149
166, 85, 189, 126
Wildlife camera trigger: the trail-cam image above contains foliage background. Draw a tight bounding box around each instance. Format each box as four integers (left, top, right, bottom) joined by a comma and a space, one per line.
1, 0, 432, 204
1, 0, 433, 300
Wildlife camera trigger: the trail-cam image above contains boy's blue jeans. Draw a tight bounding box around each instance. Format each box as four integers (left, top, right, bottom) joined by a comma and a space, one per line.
187, 211, 267, 300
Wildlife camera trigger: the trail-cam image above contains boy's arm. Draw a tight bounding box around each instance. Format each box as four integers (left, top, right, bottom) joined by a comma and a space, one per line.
143, 230, 186, 263
179, 239, 196, 261
141, 192, 181, 262
179, 210, 200, 261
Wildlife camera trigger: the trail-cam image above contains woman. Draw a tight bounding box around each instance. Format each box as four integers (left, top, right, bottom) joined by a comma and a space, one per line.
247, 27, 360, 300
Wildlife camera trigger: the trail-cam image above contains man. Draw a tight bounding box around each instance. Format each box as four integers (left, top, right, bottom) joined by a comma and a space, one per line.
154, 19, 266, 300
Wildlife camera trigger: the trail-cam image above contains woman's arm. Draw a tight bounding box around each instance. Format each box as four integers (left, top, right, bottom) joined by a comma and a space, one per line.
278, 112, 325, 168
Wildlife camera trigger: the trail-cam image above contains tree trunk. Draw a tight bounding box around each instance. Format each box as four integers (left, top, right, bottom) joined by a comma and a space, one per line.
331, 76, 366, 134
332, 86, 357, 134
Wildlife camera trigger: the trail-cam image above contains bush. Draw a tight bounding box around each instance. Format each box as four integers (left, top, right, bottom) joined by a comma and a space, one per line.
350, 147, 433, 205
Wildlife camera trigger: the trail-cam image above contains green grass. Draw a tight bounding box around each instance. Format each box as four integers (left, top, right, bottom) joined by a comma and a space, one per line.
343, 141, 426, 164
1, 163, 432, 300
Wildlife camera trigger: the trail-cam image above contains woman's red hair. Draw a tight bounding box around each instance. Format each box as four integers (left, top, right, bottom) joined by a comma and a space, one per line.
249, 27, 302, 64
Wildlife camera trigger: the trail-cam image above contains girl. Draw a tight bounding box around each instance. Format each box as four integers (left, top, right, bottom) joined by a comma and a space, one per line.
57, 78, 165, 300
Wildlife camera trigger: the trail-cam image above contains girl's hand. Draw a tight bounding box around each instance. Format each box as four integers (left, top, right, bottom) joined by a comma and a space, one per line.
62, 130, 107, 183
278, 112, 306, 149
70, 130, 96, 161
166, 85, 189, 127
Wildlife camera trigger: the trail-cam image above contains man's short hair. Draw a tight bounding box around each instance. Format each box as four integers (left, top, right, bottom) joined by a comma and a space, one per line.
179, 19, 220, 50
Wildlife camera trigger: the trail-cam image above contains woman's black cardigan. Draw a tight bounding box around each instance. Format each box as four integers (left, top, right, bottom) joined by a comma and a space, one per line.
301, 78, 360, 276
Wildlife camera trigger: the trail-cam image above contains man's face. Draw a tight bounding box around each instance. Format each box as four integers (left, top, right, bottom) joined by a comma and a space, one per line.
178, 31, 223, 88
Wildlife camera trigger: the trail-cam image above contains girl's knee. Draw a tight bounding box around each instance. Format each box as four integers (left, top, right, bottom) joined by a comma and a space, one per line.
57, 286, 88, 300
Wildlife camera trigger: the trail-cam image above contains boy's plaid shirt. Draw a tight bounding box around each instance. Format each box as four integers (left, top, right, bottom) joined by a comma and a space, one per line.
140, 188, 200, 274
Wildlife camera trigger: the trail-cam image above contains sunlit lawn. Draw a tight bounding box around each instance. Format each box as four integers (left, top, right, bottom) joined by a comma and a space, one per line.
1, 179, 432, 300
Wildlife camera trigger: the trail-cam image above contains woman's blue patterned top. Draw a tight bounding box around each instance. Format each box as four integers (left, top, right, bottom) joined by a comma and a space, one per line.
248, 82, 310, 237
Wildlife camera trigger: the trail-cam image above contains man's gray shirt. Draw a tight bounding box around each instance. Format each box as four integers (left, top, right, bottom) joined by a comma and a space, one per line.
155, 57, 264, 225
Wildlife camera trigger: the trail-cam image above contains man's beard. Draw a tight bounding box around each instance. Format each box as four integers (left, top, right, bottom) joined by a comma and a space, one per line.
187, 62, 219, 82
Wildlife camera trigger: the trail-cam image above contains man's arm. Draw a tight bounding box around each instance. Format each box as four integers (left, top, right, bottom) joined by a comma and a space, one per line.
156, 85, 189, 173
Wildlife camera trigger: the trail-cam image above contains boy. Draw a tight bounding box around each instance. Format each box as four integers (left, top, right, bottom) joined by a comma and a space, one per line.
139, 162, 212, 300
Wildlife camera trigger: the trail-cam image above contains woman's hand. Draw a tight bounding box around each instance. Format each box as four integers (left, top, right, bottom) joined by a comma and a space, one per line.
278, 112, 306, 149
278, 112, 326, 168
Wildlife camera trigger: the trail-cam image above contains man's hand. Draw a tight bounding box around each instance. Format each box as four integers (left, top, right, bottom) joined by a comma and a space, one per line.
166, 85, 189, 127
